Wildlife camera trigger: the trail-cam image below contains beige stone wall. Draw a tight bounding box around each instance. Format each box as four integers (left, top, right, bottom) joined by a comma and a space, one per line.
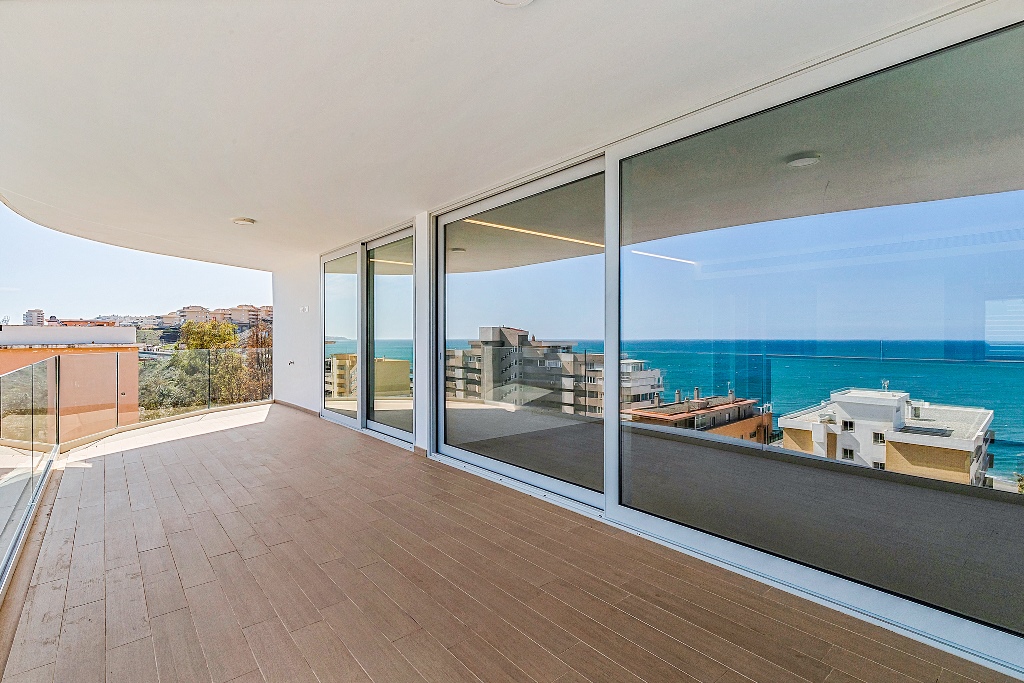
709, 413, 771, 443
782, 427, 813, 454
885, 441, 971, 484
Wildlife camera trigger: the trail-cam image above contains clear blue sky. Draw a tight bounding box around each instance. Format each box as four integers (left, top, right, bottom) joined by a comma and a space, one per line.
447, 190, 1024, 342
0, 203, 272, 322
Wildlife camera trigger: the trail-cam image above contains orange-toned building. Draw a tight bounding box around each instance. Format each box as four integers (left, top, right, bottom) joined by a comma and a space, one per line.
0, 324, 141, 444
625, 388, 773, 444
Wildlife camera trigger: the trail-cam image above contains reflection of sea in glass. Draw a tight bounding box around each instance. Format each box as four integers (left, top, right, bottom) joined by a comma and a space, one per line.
368, 236, 414, 435
443, 172, 606, 492
618, 24, 1024, 635
324, 253, 359, 419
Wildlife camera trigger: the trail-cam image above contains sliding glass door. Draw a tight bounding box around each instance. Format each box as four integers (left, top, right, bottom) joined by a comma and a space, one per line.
323, 251, 359, 423
613, 23, 1024, 635
367, 232, 415, 439
437, 160, 605, 506
322, 229, 414, 442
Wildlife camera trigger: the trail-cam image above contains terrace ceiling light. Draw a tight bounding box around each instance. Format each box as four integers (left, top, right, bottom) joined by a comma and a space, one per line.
786, 153, 821, 168
232, 217, 256, 225
493, 0, 534, 6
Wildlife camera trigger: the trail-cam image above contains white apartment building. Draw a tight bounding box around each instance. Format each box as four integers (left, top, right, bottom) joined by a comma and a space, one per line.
22, 309, 44, 326
445, 326, 663, 416
780, 388, 994, 486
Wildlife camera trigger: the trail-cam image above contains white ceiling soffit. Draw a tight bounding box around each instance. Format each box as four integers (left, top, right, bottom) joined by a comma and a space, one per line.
0, 1, 1009, 271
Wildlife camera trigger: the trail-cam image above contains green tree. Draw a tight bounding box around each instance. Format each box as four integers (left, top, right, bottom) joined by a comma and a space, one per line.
179, 320, 239, 349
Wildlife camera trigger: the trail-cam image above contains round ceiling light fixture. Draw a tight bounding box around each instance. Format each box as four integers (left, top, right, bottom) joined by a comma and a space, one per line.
786, 153, 821, 168
493, 0, 534, 6
232, 217, 256, 225
450, 247, 467, 253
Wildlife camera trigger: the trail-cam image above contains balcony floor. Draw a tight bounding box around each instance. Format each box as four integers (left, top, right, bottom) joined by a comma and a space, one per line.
0, 404, 1015, 683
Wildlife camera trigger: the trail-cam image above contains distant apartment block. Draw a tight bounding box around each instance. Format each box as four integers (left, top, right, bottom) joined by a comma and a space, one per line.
157, 304, 273, 328
22, 309, 44, 326
444, 326, 663, 416
626, 386, 773, 444
48, 317, 116, 327
779, 388, 994, 486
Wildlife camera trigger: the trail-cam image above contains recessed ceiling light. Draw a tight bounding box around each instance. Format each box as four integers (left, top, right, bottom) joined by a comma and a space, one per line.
232, 217, 256, 225
493, 0, 534, 6
450, 247, 466, 253
786, 153, 821, 168
463, 219, 603, 248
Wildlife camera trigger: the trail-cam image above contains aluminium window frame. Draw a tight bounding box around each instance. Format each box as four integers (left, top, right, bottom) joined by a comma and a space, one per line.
365, 227, 417, 443
434, 156, 606, 509
598, 12, 1024, 675
319, 225, 417, 447
320, 243, 362, 431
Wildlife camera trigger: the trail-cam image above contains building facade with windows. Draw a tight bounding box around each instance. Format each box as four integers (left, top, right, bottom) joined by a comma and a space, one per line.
444, 326, 663, 416
780, 388, 995, 486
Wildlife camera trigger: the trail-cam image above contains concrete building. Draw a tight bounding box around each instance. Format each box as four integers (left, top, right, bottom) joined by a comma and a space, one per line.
210, 308, 232, 323
179, 305, 212, 323
779, 388, 994, 486
22, 309, 44, 326
445, 326, 662, 416
627, 387, 773, 444
229, 304, 260, 326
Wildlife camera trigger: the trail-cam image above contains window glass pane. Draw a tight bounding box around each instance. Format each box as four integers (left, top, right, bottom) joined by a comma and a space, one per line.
444, 173, 605, 491
324, 253, 359, 419
621, 25, 1024, 634
367, 236, 414, 434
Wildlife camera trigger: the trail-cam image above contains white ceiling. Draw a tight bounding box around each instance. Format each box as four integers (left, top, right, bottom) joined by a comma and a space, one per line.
0, 0, 1002, 271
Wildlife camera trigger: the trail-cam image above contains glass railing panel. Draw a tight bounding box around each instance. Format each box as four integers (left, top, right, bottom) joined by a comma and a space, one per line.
58, 352, 118, 442
116, 351, 140, 427
138, 348, 211, 421
210, 348, 273, 408
0, 364, 36, 554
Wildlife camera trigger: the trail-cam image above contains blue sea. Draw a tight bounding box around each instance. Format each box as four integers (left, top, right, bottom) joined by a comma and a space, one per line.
337, 338, 1024, 481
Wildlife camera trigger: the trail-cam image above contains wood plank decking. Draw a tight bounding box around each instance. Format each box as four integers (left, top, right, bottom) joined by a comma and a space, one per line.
0, 404, 1015, 683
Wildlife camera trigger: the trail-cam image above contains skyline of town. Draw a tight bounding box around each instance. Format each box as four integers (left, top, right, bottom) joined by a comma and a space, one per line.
0, 202, 273, 323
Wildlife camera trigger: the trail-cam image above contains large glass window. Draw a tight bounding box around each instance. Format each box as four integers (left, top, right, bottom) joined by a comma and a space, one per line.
324, 253, 359, 419
367, 235, 414, 435
443, 172, 606, 492
620, 25, 1024, 634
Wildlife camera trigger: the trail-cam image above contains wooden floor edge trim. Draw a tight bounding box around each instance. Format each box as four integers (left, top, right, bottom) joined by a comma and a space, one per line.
0, 470, 62, 679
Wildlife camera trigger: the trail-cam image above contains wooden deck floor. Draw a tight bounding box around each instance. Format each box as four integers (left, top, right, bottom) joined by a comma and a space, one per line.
0, 404, 1016, 683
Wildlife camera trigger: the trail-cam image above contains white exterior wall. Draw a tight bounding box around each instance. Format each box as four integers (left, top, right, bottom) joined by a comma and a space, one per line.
272, 256, 322, 412
0, 324, 136, 346
413, 211, 431, 452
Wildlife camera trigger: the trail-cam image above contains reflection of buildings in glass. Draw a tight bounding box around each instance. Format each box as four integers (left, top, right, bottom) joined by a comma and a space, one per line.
325, 353, 412, 399
625, 387, 773, 444
445, 326, 663, 415
325, 353, 357, 400
779, 388, 994, 486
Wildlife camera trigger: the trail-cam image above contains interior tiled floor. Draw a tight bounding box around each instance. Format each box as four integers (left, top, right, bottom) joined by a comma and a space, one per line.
0, 404, 1016, 683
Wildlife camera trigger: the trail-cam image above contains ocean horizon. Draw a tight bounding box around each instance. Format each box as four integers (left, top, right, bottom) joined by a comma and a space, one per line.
328, 337, 1024, 480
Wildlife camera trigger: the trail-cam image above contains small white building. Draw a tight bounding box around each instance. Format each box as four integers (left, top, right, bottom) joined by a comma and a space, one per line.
780, 388, 994, 486
22, 309, 44, 326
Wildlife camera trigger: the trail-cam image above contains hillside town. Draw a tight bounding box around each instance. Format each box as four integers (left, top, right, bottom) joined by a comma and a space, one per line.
21, 303, 272, 329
